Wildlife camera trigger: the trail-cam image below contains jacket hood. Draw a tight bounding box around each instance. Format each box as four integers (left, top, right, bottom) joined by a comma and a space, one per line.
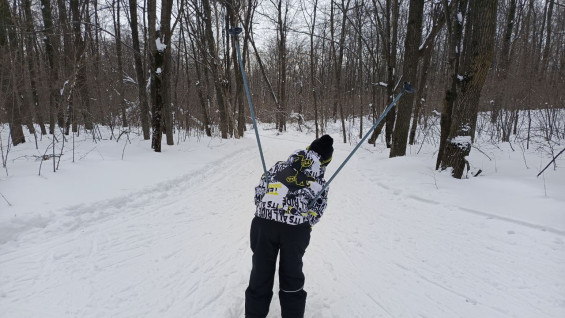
288, 149, 326, 179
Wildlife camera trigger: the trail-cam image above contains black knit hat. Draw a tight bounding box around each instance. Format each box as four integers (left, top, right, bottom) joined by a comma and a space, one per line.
308, 135, 334, 165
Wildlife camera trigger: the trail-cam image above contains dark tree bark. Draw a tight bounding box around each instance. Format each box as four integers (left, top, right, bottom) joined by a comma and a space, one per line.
368, 0, 398, 147
1, 0, 25, 146
185, 9, 212, 137
276, 0, 290, 133
540, 0, 554, 73
491, 0, 517, 126
23, 0, 46, 135
57, 0, 73, 131
114, 0, 128, 128
160, 0, 174, 146
39, 0, 60, 134
148, 0, 162, 150
129, 0, 151, 139
70, 0, 93, 131
202, 0, 230, 139
149, 0, 176, 150
226, 0, 245, 138
439, 0, 498, 178
309, 0, 319, 138
409, 2, 447, 145
409, 44, 433, 145
332, 0, 351, 143
390, 0, 424, 157
436, 0, 467, 170
1, 0, 25, 145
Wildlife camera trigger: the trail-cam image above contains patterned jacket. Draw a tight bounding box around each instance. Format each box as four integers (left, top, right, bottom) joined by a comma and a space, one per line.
254, 150, 329, 226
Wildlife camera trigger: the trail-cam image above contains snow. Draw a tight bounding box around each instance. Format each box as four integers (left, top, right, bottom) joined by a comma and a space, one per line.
1, 122, 564, 318
60, 80, 69, 96
156, 39, 166, 52
450, 136, 472, 150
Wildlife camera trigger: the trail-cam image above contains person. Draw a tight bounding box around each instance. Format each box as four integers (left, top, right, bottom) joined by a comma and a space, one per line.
245, 135, 334, 318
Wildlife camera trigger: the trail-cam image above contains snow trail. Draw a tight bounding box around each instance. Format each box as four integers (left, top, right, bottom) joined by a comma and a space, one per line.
1, 133, 564, 318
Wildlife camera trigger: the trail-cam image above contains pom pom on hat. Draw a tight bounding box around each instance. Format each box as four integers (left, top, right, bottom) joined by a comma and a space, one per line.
308, 135, 334, 165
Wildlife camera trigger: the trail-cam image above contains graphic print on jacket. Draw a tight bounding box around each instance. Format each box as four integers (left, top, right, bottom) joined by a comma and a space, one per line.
254, 150, 329, 226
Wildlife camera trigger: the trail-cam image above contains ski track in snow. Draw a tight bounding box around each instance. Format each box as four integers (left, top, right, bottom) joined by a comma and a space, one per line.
1, 135, 564, 318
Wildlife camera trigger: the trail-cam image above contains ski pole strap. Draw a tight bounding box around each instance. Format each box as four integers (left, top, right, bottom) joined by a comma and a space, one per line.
308, 82, 415, 207
229, 27, 269, 184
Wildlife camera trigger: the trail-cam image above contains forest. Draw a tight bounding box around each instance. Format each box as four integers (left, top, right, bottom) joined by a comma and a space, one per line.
0, 0, 563, 178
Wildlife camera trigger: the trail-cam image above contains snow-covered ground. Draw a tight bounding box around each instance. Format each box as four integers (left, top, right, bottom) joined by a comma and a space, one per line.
1, 122, 564, 318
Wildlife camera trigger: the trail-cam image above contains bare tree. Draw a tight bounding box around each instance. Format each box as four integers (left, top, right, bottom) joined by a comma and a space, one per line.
113, 0, 128, 128
40, 0, 60, 135
332, 0, 351, 143
0, 0, 25, 145
202, 0, 231, 139
438, 0, 498, 178
22, 0, 46, 135
129, 0, 151, 139
368, 0, 399, 147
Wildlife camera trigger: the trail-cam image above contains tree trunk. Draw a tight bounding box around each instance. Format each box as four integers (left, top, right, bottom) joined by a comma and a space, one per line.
540, 0, 554, 73
309, 0, 319, 138
276, 0, 289, 133
70, 0, 93, 130
439, 0, 498, 178
114, 0, 128, 128
390, 0, 424, 157
227, 0, 245, 138
39, 0, 59, 134
148, 0, 162, 151
436, 0, 467, 170
491, 0, 517, 127
185, 13, 212, 137
161, 0, 174, 145
1, 0, 25, 145
128, 0, 151, 139
23, 0, 46, 135
202, 0, 230, 138
368, 0, 398, 147
409, 45, 433, 145
332, 0, 351, 143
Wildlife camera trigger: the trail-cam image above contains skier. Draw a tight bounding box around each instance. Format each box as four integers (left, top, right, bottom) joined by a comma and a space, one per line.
245, 135, 334, 318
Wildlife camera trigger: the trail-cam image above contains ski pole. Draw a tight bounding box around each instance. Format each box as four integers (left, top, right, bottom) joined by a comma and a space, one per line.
229, 27, 269, 185
308, 82, 416, 208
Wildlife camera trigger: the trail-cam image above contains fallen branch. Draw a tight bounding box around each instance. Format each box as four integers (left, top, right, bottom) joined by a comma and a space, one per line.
0, 192, 11, 206
537, 148, 565, 177
471, 144, 492, 161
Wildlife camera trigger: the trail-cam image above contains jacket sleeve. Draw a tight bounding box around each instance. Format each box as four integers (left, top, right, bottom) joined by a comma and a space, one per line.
254, 161, 284, 206
254, 173, 267, 206
305, 186, 328, 226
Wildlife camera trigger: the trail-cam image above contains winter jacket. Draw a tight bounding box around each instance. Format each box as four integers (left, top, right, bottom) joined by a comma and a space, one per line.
254, 149, 329, 226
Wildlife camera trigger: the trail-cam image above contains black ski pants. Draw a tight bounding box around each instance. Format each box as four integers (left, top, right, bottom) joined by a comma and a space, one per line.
245, 216, 311, 318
